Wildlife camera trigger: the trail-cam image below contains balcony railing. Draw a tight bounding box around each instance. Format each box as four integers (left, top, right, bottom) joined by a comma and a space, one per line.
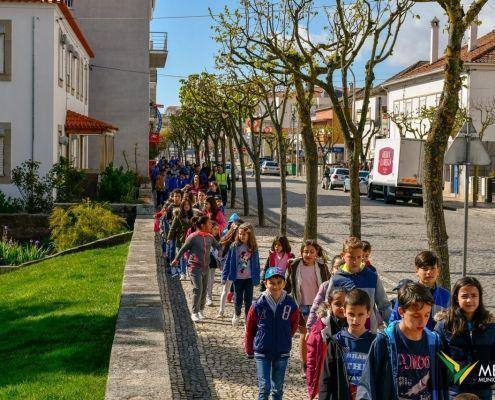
149, 32, 168, 68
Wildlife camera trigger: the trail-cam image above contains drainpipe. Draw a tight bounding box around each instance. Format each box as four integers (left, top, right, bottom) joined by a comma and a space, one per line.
31, 17, 38, 161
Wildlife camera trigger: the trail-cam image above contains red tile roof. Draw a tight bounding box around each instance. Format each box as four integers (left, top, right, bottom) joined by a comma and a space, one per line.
66, 110, 118, 133
0, 0, 94, 58
387, 30, 495, 82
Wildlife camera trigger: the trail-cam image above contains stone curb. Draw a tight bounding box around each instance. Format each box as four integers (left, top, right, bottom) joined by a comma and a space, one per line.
104, 218, 172, 400
0, 231, 133, 275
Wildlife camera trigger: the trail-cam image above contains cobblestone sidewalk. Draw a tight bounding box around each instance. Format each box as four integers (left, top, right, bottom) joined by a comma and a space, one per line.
156, 208, 308, 400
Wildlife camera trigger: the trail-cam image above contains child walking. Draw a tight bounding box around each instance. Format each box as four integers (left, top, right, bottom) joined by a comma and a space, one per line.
260, 236, 294, 291
435, 277, 495, 400
306, 287, 348, 399
216, 220, 242, 318
357, 282, 448, 400
286, 240, 331, 377
222, 222, 260, 326
171, 216, 221, 323
319, 289, 376, 400
205, 222, 221, 307
245, 267, 300, 400
389, 250, 450, 330
167, 199, 193, 280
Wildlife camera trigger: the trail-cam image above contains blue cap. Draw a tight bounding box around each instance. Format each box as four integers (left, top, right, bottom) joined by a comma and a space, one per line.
264, 267, 286, 280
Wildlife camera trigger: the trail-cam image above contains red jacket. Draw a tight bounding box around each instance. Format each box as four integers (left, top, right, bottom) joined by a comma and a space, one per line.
153, 211, 165, 232
306, 314, 346, 400
306, 318, 328, 399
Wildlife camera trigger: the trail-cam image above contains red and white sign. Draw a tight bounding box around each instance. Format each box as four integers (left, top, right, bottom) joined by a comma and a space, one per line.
378, 147, 394, 175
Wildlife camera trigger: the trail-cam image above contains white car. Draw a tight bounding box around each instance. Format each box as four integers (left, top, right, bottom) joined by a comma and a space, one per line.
260, 161, 281, 175
343, 171, 369, 194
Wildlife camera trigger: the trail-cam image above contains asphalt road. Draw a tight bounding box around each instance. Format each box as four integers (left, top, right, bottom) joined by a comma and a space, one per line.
241, 175, 495, 302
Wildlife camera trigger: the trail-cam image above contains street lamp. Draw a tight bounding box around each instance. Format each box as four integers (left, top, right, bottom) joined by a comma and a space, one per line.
444, 118, 490, 276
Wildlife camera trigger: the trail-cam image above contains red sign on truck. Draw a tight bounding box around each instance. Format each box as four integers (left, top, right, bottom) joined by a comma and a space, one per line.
378, 147, 394, 175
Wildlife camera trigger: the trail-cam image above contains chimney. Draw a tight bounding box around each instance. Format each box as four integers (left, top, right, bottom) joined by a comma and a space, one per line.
468, 22, 478, 52
430, 17, 440, 64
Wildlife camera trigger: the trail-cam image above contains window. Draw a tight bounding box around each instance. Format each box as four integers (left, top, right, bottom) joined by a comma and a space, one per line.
0, 20, 12, 81
65, 0, 74, 8
66, 51, 71, 91
393, 100, 400, 115
58, 30, 64, 86
0, 123, 11, 182
71, 53, 76, 93
435, 93, 442, 106
84, 63, 89, 105
404, 99, 413, 116
418, 96, 427, 112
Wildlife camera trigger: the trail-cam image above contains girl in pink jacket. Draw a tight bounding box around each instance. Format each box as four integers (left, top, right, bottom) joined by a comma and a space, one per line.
306, 287, 348, 399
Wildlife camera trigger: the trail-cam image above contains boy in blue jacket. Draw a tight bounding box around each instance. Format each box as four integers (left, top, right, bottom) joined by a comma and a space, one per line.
389, 251, 450, 330
245, 267, 300, 400
357, 282, 448, 400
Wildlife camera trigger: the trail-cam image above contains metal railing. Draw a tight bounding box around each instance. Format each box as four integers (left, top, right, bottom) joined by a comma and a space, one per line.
149, 32, 168, 52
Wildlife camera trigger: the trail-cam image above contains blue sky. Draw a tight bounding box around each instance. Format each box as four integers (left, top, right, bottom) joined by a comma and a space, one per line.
151, 1, 495, 109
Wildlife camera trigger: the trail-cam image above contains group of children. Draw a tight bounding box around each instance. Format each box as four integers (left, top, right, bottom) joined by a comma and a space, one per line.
155, 201, 494, 400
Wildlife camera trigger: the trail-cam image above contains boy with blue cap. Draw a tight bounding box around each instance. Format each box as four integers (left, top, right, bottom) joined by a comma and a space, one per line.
245, 267, 300, 400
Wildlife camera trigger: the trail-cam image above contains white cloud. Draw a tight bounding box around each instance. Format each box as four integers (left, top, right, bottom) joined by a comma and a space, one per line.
387, 2, 495, 68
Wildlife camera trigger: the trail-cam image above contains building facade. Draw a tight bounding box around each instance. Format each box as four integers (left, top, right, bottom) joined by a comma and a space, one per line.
0, 0, 99, 197
71, 0, 167, 177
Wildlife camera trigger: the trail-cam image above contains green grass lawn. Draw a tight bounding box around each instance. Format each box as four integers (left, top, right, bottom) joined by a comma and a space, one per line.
0, 242, 130, 400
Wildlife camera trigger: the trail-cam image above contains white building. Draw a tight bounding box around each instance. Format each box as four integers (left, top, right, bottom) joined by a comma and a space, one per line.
0, 0, 117, 198
381, 20, 495, 198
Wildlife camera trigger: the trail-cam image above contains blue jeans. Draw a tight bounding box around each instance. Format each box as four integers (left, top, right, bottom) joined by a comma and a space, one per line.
234, 278, 253, 317
179, 256, 187, 275
255, 356, 289, 400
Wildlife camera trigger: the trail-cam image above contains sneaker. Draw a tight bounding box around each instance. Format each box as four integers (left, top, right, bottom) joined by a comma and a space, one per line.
232, 314, 240, 326
179, 274, 187, 281
216, 311, 224, 319
191, 313, 200, 322
206, 298, 213, 306
198, 311, 205, 320
227, 292, 234, 303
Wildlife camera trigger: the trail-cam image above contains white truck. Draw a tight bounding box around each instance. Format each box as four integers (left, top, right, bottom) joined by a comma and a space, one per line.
368, 138, 424, 206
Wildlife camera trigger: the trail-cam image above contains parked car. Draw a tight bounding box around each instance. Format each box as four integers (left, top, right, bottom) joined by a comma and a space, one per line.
258, 156, 273, 166
260, 161, 281, 175
321, 167, 349, 190
225, 162, 240, 181
343, 171, 369, 194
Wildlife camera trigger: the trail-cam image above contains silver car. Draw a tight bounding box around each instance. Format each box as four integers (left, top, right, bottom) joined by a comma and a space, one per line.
322, 167, 349, 190
343, 171, 369, 194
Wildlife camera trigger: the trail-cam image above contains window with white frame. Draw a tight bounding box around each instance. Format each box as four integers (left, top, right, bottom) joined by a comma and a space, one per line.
71, 54, 76, 93
435, 93, 442, 106
58, 30, 64, 84
67, 51, 71, 91
393, 100, 400, 115
404, 99, 413, 116
85, 63, 89, 105
418, 96, 427, 112
0, 20, 12, 81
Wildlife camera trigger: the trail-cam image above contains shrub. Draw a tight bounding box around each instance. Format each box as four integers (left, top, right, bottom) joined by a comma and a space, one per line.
0, 192, 24, 213
97, 163, 138, 203
11, 160, 53, 213
49, 200, 127, 251
0, 230, 51, 265
48, 157, 87, 202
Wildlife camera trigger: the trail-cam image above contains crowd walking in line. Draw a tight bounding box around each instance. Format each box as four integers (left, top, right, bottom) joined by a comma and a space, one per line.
153, 157, 495, 400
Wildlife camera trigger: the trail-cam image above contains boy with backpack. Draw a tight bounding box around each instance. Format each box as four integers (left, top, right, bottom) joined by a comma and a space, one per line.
357, 282, 448, 400
388, 251, 450, 330
319, 289, 376, 400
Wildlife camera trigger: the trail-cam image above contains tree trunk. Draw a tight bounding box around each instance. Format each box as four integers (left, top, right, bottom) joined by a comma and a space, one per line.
213, 138, 220, 165
253, 161, 265, 227
276, 129, 288, 236
221, 133, 227, 166
194, 144, 201, 165
423, 8, 466, 289
295, 79, 318, 240
227, 135, 236, 209
233, 130, 249, 216
347, 136, 362, 238
204, 134, 211, 165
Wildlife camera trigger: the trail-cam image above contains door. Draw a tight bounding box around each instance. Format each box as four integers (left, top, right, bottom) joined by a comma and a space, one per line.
452, 165, 459, 195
